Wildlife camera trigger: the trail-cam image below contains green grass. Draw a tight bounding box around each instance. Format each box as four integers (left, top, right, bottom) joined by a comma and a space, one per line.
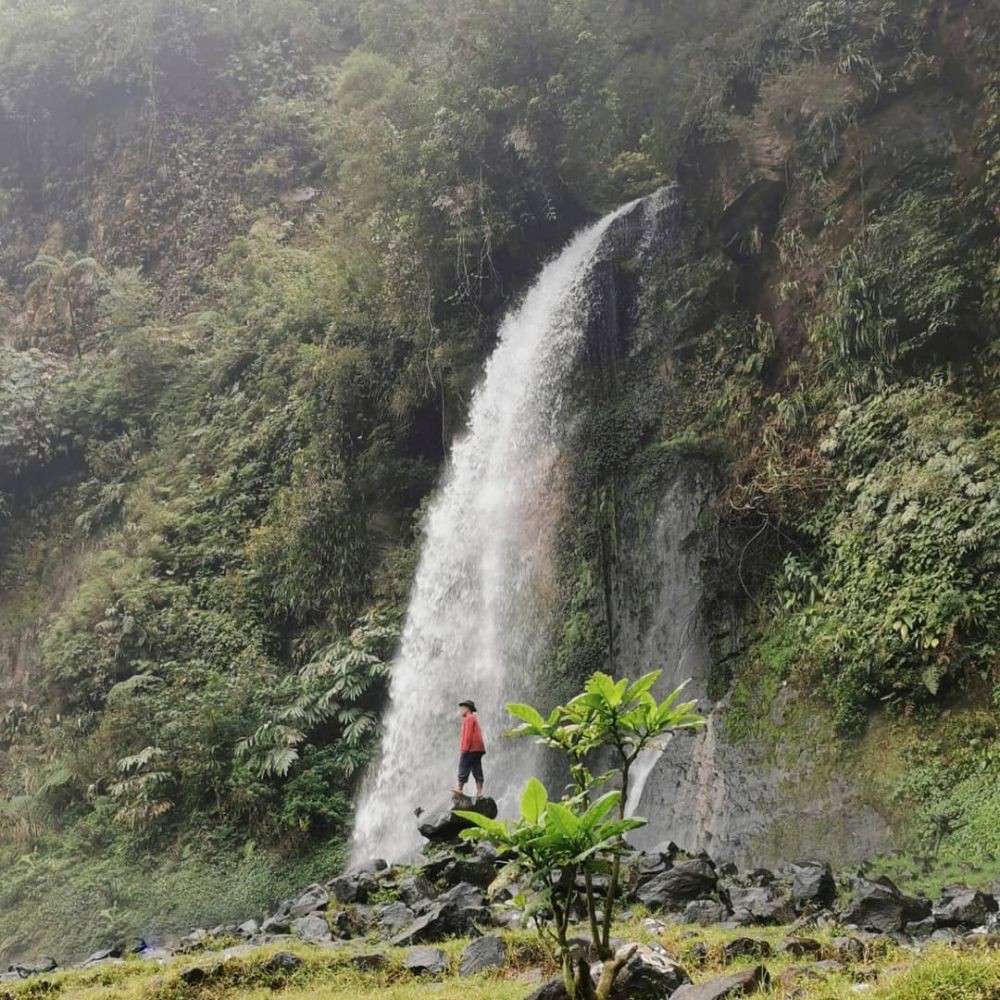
0, 836, 347, 966
2, 920, 997, 1000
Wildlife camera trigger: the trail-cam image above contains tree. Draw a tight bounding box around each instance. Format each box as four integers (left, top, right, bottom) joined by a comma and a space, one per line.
458, 670, 704, 1000
24, 251, 103, 358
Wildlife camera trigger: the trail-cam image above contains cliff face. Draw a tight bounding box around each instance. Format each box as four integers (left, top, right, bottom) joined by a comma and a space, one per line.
542, 0, 999, 866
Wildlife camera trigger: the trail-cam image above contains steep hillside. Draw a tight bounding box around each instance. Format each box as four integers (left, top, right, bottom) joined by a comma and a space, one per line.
0, 0, 997, 964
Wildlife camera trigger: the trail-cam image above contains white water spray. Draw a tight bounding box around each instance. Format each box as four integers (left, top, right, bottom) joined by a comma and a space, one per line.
351, 200, 646, 862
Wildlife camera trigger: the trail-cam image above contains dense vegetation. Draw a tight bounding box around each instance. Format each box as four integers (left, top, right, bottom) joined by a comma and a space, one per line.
0, 0, 997, 962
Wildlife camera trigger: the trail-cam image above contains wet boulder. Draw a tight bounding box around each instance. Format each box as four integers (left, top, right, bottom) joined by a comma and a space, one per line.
439, 854, 497, 889
389, 889, 486, 947
417, 795, 499, 842
431, 881, 490, 924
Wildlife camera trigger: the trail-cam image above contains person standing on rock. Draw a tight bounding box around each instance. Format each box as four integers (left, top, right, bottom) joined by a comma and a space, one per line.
453, 700, 486, 798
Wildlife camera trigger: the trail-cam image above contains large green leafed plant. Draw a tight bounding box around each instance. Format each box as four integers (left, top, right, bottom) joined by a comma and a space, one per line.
457, 670, 704, 999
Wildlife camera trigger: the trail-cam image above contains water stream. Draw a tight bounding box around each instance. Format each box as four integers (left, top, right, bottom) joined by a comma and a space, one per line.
351, 199, 645, 862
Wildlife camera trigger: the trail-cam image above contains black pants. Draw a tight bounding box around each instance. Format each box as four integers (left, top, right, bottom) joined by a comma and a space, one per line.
458, 751, 485, 785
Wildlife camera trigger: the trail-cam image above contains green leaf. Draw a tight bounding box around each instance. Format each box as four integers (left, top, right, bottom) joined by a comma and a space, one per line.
454, 811, 507, 838
625, 670, 661, 702
587, 671, 618, 705
580, 791, 620, 830
520, 777, 548, 824
545, 801, 580, 839
507, 702, 546, 728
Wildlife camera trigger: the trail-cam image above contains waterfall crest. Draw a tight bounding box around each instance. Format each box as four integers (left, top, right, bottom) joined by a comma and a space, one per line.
351, 199, 646, 862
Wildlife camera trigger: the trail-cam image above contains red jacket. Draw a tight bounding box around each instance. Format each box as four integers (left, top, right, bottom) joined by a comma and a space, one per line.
460, 714, 485, 753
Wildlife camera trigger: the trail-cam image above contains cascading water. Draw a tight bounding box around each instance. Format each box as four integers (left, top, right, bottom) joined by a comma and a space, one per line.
351, 198, 652, 862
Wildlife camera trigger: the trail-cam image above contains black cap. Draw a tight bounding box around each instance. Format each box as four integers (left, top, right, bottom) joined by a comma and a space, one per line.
458, 700, 477, 712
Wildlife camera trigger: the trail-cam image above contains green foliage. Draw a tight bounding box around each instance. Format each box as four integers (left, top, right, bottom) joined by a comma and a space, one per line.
0, 348, 69, 478
459, 784, 641, 999
774, 383, 1000, 731
821, 193, 983, 400
462, 672, 704, 999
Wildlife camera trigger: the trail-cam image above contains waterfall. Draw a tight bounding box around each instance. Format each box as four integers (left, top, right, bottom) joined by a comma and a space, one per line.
351, 198, 648, 862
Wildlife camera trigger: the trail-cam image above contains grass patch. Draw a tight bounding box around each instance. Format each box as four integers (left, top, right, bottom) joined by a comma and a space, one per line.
3, 921, 997, 1000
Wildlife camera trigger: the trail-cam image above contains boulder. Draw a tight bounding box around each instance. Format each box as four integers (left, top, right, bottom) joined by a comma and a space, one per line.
840, 877, 930, 933
398, 875, 434, 906
785, 861, 836, 909
434, 881, 490, 924
459, 934, 507, 976
907, 917, 937, 939
291, 914, 332, 943
235, 919, 260, 939
327, 870, 378, 904
933, 888, 998, 928
80, 947, 122, 968
776, 936, 822, 958
9, 958, 57, 978
525, 976, 573, 1000
440, 855, 496, 889
635, 853, 670, 885
260, 913, 291, 935
830, 935, 866, 963
638, 860, 717, 911
722, 937, 773, 963
265, 952, 303, 972
744, 868, 776, 886
390, 903, 464, 946
727, 885, 795, 926
525, 943, 689, 1000
404, 946, 449, 975
594, 942, 690, 999
289, 883, 329, 918
178, 928, 208, 951
377, 901, 415, 936
351, 952, 388, 971
683, 899, 731, 926
671, 965, 770, 999
179, 965, 211, 985
417, 795, 499, 842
